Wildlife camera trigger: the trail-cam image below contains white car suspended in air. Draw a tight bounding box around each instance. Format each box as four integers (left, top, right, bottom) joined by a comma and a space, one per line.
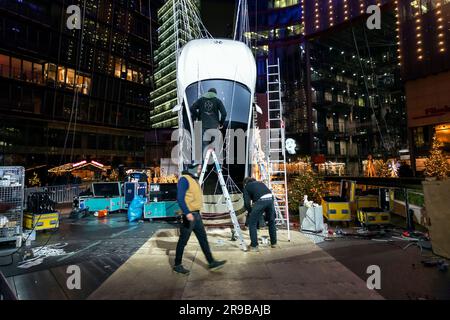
175, 38, 257, 224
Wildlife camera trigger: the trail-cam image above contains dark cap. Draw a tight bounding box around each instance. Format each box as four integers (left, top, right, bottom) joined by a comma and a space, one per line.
208, 88, 217, 94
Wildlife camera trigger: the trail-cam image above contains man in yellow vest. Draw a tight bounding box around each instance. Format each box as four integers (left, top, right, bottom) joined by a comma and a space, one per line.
173, 162, 227, 275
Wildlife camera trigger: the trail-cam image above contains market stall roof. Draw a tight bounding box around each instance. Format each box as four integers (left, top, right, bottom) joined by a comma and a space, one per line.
48, 160, 109, 174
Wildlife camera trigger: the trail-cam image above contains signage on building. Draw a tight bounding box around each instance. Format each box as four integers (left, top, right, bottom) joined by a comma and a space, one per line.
406, 71, 450, 128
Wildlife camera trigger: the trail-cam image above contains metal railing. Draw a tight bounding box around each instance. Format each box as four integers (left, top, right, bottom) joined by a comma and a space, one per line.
24, 184, 89, 208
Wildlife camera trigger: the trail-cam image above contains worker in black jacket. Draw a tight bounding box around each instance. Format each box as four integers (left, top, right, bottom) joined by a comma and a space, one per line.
242, 177, 277, 251
190, 88, 227, 155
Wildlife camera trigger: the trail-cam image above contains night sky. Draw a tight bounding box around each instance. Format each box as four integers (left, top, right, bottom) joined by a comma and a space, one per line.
201, 0, 236, 38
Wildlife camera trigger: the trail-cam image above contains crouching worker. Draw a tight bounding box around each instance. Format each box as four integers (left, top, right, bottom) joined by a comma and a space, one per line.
173, 162, 227, 275
243, 177, 278, 252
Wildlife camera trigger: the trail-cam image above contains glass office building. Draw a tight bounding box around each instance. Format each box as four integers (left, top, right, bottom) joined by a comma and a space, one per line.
249, 0, 407, 174
150, 0, 201, 128
0, 0, 161, 168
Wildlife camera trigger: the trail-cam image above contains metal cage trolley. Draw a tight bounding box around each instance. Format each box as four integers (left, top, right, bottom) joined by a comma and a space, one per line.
0, 167, 25, 247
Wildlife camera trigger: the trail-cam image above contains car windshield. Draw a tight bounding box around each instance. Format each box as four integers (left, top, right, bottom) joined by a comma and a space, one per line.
184, 79, 252, 194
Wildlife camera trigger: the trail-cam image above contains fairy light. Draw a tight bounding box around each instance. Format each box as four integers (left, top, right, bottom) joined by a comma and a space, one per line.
394, 0, 402, 66
412, 1, 424, 60
343, 0, 349, 21
436, 0, 446, 53
314, 0, 320, 30
359, 0, 365, 14
300, 0, 305, 36
328, 0, 334, 27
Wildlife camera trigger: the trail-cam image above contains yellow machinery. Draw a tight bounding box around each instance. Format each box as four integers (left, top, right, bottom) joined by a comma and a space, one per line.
321, 196, 352, 222
357, 207, 391, 227
321, 180, 355, 222
24, 212, 59, 231
322, 179, 394, 224
355, 187, 393, 227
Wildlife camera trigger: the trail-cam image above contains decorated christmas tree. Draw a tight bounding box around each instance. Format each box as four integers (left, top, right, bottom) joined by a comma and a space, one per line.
288, 169, 331, 213
424, 134, 450, 180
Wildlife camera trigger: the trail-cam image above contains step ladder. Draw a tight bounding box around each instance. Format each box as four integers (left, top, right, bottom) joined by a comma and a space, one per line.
199, 149, 248, 252
266, 58, 290, 240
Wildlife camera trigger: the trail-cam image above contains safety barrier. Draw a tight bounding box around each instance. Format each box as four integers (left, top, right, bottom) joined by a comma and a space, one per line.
24, 184, 89, 207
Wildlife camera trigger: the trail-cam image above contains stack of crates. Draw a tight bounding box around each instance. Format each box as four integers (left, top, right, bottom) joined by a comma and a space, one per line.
0, 167, 25, 247
24, 191, 59, 231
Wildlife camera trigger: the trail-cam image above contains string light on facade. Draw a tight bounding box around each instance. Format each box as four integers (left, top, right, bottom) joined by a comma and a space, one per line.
343, 0, 349, 21
359, 0, 365, 14
394, 0, 402, 66
436, 0, 446, 53
412, 1, 424, 60
328, 0, 334, 27
314, 0, 320, 30
300, 0, 305, 36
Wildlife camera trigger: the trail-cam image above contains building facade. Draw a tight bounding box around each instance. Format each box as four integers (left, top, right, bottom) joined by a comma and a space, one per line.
249, 0, 408, 174
0, 0, 160, 169
397, 0, 450, 173
150, 0, 201, 129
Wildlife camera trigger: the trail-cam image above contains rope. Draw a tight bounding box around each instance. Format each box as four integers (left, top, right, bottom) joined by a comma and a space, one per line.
362, 26, 394, 153
351, 26, 388, 152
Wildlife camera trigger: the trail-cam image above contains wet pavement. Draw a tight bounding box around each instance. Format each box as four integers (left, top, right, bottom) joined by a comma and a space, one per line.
0, 213, 177, 299
1, 213, 449, 300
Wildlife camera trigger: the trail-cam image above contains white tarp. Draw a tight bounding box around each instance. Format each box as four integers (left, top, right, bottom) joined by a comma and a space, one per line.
176, 38, 257, 100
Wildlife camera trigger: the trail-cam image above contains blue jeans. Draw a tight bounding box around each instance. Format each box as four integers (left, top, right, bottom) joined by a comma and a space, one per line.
248, 198, 277, 247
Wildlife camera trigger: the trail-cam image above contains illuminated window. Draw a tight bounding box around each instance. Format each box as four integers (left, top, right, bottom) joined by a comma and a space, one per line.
57, 66, 66, 84
414, 127, 425, 147
0, 54, 10, 77
114, 58, 123, 78
76, 75, 91, 95
358, 98, 365, 107
435, 124, 450, 146
66, 68, 75, 86
11, 57, 21, 79
44, 63, 56, 82
23, 60, 32, 81
33, 63, 43, 84
274, 0, 299, 8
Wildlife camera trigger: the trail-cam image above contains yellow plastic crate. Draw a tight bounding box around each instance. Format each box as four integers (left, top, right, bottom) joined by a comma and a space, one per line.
24, 212, 59, 231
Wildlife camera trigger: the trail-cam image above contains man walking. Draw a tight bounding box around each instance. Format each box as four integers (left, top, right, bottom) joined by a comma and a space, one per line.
242, 177, 278, 251
190, 88, 227, 155
173, 162, 227, 275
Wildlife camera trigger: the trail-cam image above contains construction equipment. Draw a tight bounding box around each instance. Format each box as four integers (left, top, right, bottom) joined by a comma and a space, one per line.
357, 207, 391, 227
24, 212, 59, 231
321, 196, 352, 223
199, 149, 247, 252
144, 183, 180, 220
265, 58, 290, 239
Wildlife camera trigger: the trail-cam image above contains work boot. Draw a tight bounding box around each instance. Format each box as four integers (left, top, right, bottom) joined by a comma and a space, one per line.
208, 260, 227, 271
248, 246, 260, 252
173, 264, 190, 275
